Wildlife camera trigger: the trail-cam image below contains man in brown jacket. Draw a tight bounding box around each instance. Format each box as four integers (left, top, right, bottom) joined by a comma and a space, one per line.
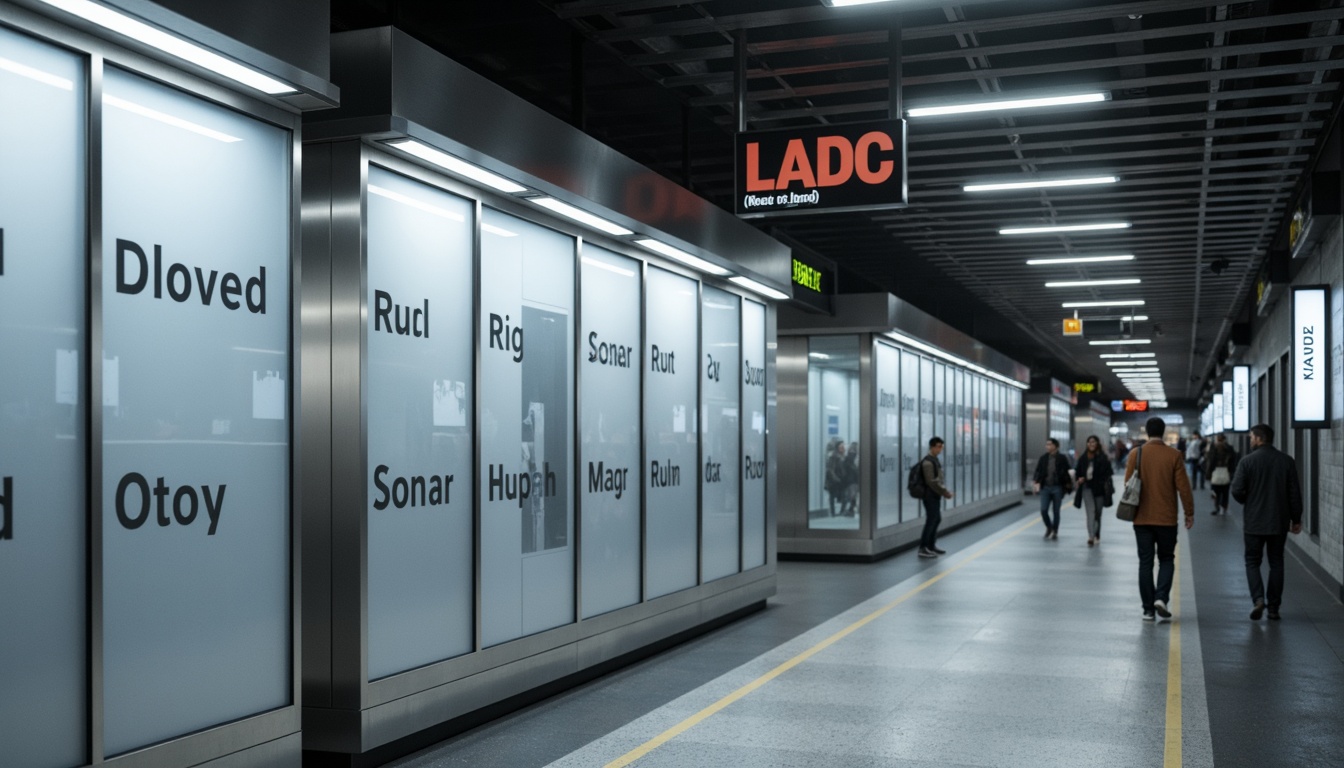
1124, 416, 1195, 622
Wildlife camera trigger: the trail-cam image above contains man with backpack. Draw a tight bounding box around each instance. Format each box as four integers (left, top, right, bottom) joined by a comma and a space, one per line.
912, 437, 954, 558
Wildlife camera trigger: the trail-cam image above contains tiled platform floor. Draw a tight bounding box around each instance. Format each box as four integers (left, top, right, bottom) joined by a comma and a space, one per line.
388, 481, 1344, 768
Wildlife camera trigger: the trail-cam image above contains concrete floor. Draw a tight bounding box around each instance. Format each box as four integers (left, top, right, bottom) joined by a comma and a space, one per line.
386, 482, 1344, 768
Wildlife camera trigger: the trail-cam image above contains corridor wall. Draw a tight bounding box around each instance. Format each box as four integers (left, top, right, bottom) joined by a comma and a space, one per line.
0, 1, 334, 765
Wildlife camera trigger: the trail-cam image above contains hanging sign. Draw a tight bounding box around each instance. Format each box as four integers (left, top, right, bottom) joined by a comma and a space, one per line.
1062, 318, 1082, 336
1233, 365, 1250, 432
1221, 381, 1233, 431
735, 119, 907, 217
1293, 285, 1330, 427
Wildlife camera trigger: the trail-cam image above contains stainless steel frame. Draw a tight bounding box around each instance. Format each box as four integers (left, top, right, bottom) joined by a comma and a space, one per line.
0, 3, 312, 766
299, 140, 779, 755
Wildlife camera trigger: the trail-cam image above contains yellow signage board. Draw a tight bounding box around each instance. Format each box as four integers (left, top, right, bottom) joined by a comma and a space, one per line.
1062, 317, 1083, 336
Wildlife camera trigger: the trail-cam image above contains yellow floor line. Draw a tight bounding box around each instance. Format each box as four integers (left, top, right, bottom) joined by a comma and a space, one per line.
604, 516, 1041, 768
1164, 554, 1182, 768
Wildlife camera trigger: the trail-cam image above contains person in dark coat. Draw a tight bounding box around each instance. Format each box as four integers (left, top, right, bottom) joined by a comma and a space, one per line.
841, 441, 859, 516
1032, 438, 1073, 540
825, 439, 845, 516
1073, 434, 1114, 547
1230, 424, 1304, 621
1204, 434, 1238, 515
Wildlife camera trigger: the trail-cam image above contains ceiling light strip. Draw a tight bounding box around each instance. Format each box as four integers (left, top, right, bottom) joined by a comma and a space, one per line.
908, 92, 1109, 118
38, 0, 296, 94
1026, 254, 1135, 266
1001, 222, 1131, 235
965, 176, 1118, 193
1045, 278, 1141, 288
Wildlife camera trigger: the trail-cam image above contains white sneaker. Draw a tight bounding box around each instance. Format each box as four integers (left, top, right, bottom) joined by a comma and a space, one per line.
1154, 600, 1172, 621
1142, 611, 1156, 622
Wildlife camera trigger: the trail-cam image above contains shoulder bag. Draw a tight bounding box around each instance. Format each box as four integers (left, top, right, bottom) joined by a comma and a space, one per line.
1115, 446, 1142, 522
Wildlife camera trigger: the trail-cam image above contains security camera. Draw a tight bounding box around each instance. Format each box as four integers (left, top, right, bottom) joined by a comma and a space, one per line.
1209, 258, 1230, 275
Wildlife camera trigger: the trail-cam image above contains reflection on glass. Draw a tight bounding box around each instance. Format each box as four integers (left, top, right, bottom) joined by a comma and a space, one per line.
808, 336, 860, 530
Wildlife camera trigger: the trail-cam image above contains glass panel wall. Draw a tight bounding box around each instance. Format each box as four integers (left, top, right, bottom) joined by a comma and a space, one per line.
875, 342, 901, 529
808, 336, 861, 529
900, 349, 922, 523
700, 287, 741, 582
741, 301, 767, 569
479, 209, 575, 646
644, 267, 699, 597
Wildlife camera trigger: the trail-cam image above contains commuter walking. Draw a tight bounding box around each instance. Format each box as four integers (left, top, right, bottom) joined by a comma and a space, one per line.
1032, 438, 1073, 540
1204, 434, 1238, 515
825, 440, 845, 516
841, 441, 859, 516
1230, 424, 1304, 621
1073, 435, 1114, 547
1126, 417, 1195, 623
1185, 432, 1206, 489
917, 437, 954, 558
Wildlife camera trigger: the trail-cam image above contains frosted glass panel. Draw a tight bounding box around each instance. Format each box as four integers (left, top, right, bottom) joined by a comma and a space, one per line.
479, 209, 575, 646
580, 245, 641, 618
0, 27, 87, 768
700, 286, 740, 582
101, 68, 290, 755
741, 301, 767, 569
899, 350, 921, 522
365, 166, 474, 677
875, 342, 900, 529
645, 267, 699, 597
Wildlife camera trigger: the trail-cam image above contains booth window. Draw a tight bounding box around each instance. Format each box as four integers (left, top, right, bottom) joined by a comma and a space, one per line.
808, 335, 861, 530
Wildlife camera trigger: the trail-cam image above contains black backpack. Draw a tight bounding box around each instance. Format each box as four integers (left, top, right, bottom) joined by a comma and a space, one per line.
907, 458, 929, 499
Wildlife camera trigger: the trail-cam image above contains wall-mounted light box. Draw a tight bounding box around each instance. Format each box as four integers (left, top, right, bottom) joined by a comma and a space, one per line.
1293, 285, 1330, 427
1233, 365, 1250, 432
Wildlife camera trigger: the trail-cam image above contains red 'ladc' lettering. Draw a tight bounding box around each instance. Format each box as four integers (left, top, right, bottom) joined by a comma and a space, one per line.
746, 131, 895, 192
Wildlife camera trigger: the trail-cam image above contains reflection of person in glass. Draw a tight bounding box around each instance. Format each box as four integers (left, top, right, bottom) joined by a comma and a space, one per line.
842, 441, 859, 516
825, 439, 845, 516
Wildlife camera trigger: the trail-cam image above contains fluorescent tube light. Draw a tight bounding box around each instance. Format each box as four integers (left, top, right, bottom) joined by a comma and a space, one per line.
1106, 361, 1147, 366
809, 352, 831, 360
1045, 278, 1141, 288
965, 176, 1117, 193
1101, 352, 1155, 359
1001, 222, 1130, 235
529, 197, 632, 236
1062, 301, 1146, 310
729, 276, 790, 301
1089, 339, 1151, 346
1123, 315, 1149, 322
38, 0, 295, 94
1026, 254, 1135, 266
822, 0, 903, 5
634, 238, 731, 276
384, 139, 527, 194
1099, 354, 1133, 359
885, 331, 1030, 389
908, 92, 1108, 118
104, 94, 240, 142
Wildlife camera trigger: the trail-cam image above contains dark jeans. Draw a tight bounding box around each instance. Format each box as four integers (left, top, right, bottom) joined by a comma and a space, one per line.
1039, 485, 1064, 531
1187, 460, 1204, 489
920, 494, 942, 550
1212, 484, 1230, 511
1245, 532, 1288, 607
1134, 525, 1178, 611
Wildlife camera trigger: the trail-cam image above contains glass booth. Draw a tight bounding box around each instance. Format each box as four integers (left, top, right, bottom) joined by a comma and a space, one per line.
778, 295, 1028, 559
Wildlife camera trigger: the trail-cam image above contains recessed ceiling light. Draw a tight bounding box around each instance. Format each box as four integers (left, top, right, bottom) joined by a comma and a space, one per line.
1089, 339, 1151, 346
38, 0, 297, 94
1001, 222, 1131, 235
1046, 278, 1141, 288
729, 276, 790, 301
528, 197, 633, 236
1062, 300, 1145, 308
634, 238, 731, 276
1026, 254, 1135, 265
965, 176, 1118, 193
384, 139, 527, 193
908, 92, 1109, 118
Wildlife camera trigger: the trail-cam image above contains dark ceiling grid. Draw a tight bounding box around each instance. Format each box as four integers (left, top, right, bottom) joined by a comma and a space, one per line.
331, 0, 1344, 405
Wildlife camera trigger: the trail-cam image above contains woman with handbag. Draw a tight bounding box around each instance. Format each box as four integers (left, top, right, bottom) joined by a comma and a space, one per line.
1074, 435, 1114, 547
1204, 433, 1237, 515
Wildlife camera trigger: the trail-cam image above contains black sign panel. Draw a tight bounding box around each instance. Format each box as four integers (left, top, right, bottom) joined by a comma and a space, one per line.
1083, 318, 1133, 338
736, 119, 908, 217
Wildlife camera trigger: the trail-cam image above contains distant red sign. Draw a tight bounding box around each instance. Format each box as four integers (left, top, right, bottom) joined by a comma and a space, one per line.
1122, 400, 1149, 412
